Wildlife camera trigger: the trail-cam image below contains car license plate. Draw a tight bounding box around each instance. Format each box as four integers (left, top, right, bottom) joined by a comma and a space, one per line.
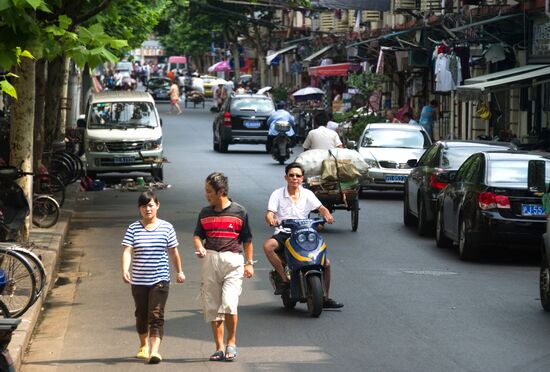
243, 120, 261, 129
521, 204, 545, 216
114, 156, 134, 164
385, 175, 406, 183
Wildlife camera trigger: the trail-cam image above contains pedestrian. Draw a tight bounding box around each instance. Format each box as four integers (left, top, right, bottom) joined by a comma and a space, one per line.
193, 172, 254, 362
214, 83, 227, 111
263, 162, 344, 309
385, 109, 401, 123
419, 99, 438, 139
302, 112, 343, 150
122, 191, 186, 364
169, 80, 183, 115
402, 112, 419, 125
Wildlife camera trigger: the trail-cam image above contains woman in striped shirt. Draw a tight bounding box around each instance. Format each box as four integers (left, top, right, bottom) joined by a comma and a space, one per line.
122, 191, 185, 364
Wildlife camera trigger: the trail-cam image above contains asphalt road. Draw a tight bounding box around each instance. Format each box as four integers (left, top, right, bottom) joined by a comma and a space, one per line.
22, 99, 550, 372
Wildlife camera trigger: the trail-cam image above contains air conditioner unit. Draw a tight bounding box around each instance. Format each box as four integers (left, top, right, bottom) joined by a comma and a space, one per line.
421, 0, 441, 12
408, 49, 431, 68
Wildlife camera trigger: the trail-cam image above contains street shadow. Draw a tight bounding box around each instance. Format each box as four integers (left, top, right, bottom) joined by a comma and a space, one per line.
359, 190, 404, 200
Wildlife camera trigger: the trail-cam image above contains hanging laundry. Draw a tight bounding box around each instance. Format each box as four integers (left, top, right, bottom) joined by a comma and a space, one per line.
484, 44, 506, 63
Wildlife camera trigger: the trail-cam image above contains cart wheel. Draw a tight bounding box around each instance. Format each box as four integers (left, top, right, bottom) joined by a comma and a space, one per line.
351, 199, 359, 232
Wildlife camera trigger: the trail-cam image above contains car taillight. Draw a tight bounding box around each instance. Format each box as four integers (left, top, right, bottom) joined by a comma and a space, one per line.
478, 192, 510, 210
223, 112, 231, 127
429, 173, 447, 190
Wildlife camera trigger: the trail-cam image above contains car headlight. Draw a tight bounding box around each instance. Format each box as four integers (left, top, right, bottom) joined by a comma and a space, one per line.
89, 141, 107, 152
297, 233, 307, 244
142, 138, 162, 151
364, 159, 378, 168
307, 233, 317, 243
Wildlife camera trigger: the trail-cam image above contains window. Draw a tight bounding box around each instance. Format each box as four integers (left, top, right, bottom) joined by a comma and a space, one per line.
418, 144, 440, 167
360, 128, 430, 149
89, 102, 158, 129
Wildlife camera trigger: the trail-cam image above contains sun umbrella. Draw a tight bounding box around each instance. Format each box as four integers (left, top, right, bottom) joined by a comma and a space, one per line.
292, 87, 325, 97
257, 86, 272, 95
207, 61, 232, 73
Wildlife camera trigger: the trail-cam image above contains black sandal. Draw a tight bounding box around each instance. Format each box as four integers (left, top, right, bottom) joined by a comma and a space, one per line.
209, 350, 225, 361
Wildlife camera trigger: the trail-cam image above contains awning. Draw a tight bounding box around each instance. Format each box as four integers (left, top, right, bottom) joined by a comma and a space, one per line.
303, 45, 334, 63
266, 45, 297, 65
346, 27, 422, 48
308, 63, 356, 77
457, 65, 550, 100
464, 65, 549, 85
449, 13, 522, 32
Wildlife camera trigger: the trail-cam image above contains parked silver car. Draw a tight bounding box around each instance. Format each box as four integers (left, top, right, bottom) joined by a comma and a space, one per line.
356, 123, 432, 191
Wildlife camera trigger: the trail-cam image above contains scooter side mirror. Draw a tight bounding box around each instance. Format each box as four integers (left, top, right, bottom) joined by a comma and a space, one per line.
345, 141, 356, 149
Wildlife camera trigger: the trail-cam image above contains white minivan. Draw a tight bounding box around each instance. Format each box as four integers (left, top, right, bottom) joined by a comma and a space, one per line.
77, 91, 164, 180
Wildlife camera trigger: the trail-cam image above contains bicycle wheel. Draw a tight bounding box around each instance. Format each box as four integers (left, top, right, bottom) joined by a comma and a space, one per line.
33, 173, 65, 208
54, 151, 82, 184
32, 195, 60, 228
0, 248, 36, 317
10, 247, 46, 298
0, 299, 10, 318
50, 156, 73, 185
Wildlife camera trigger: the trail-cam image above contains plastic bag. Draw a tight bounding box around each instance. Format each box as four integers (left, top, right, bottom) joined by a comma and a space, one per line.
296, 148, 369, 179
321, 158, 362, 182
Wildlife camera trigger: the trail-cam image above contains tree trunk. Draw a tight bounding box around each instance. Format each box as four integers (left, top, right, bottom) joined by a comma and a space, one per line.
11, 56, 35, 241
231, 44, 241, 82
43, 56, 65, 165
56, 56, 70, 146
34, 59, 47, 171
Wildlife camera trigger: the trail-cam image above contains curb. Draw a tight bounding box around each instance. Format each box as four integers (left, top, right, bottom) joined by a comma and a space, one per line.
9, 185, 78, 371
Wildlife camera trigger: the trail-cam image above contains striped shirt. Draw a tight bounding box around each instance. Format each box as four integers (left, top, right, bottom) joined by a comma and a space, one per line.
194, 202, 252, 253
122, 219, 178, 286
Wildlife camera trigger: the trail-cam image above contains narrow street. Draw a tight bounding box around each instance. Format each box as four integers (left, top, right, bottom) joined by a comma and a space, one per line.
21, 100, 550, 372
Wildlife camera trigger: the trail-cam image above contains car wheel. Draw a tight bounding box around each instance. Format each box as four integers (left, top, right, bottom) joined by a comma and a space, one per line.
458, 217, 478, 261
417, 197, 432, 236
435, 206, 452, 248
403, 186, 415, 227
213, 132, 220, 152
540, 252, 550, 311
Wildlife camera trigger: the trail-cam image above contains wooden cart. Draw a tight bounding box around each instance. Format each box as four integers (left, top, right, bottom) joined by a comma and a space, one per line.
307, 181, 360, 232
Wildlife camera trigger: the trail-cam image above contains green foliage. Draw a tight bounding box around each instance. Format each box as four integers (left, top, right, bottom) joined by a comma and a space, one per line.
334, 109, 384, 141
271, 86, 288, 102
347, 70, 386, 102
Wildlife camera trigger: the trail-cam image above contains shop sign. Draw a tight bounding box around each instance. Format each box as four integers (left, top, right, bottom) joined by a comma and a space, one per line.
532, 19, 550, 58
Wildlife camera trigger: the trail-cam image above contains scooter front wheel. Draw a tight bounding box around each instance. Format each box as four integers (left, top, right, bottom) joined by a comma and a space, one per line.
306, 275, 323, 318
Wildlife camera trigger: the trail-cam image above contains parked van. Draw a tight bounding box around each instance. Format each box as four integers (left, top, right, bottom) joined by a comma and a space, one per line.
77, 91, 164, 180
167, 56, 188, 75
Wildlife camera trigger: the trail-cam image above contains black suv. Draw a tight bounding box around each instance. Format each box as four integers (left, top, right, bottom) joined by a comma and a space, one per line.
212, 94, 274, 153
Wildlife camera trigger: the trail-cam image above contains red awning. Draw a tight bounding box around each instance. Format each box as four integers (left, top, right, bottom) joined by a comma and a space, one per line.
308, 63, 353, 77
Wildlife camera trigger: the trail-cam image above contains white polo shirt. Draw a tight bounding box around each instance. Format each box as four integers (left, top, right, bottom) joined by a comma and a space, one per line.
302, 126, 343, 150
267, 186, 322, 234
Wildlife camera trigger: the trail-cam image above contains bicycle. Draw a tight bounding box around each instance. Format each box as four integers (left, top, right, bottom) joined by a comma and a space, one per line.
0, 247, 36, 318
31, 195, 59, 229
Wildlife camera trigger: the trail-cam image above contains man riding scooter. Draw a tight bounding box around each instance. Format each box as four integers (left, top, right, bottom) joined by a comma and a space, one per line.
266, 102, 296, 153
263, 162, 344, 309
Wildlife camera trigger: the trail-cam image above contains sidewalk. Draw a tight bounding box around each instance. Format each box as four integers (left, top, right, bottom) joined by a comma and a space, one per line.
8, 184, 78, 370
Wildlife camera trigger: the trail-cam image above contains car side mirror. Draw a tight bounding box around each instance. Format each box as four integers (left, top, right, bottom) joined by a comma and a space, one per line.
346, 140, 356, 149
528, 160, 546, 193
76, 118, 86, 128
160, 118, 163, 127
406, 159, 418, 168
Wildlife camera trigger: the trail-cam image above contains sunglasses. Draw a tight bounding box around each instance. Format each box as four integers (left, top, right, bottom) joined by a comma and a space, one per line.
287, 173, 303, 178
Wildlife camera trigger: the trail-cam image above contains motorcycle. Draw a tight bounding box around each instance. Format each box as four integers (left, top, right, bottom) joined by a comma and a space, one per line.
271, 120, 292, 165
269, 218, 326, 317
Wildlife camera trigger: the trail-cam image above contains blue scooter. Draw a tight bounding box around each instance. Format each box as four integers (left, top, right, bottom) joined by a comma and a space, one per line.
269, 218, 326, 317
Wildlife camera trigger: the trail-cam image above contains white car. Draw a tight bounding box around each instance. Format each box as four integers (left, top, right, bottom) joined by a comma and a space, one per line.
357, 123, 432, 191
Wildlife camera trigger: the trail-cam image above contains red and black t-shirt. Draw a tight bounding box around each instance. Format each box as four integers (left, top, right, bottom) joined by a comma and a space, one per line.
194, 202, 252, 253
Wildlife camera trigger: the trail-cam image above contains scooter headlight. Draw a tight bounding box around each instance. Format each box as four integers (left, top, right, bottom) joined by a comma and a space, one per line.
297, 233, 307, 244
307, 233, 317, 243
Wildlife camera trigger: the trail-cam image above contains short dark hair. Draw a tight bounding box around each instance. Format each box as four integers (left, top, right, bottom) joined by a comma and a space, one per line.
314, 111, 330, 127
430, 99, 438, 106
206, 172, 228, 196
138, 190, 158, 207
285, 162, 304, 176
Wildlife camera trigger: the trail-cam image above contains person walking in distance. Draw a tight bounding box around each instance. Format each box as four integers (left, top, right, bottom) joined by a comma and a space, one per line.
122, 191, 186, 364
168, 80, 183, 115
194, 172, 254, 362
302, 112, 343, 150
419, 99, 438, 139
263, 163, 344, 309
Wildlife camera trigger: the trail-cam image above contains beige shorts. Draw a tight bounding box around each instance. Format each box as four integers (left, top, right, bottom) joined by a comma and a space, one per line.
200, 250, 244, 322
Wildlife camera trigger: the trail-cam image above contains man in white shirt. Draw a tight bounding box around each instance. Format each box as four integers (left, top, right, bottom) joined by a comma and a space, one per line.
302, 113, 343, 150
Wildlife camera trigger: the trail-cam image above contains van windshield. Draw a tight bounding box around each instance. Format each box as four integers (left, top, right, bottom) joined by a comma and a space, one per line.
88, 102, 158, 129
